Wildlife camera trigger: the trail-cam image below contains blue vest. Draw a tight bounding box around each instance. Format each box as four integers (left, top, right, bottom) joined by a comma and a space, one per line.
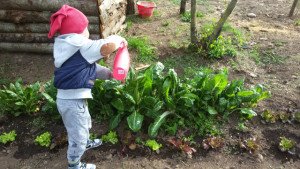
54, 50, 96, 89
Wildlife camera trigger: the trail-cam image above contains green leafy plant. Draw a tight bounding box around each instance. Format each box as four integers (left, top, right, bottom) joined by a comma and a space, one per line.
261, 109, 278, 123
145, 139, 162, 151
237, 122, 248, 130
120, 130, 136, 155
239, 137, 262, 154
41, 78, 60, 120
161, 21, 170, 26
89, 133, 98, 140
168, 138, 197, 156
279, 136, 296, 155
0, 78, 41, 116
292, 110, 300, 123
202, 135, 224, 150
50, 132, 68, 150
181, 11, 191, 22
278, 111, 291, 123
88, 62, 270, 138
34, 132, 52, 147
101, 131, 118, 144
0, 130, 17, 144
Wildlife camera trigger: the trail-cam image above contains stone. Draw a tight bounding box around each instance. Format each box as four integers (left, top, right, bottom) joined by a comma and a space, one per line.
247, 13, 257, 18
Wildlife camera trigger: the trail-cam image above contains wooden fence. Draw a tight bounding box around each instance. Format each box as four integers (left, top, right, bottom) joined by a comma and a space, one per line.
0, 0, 128, 54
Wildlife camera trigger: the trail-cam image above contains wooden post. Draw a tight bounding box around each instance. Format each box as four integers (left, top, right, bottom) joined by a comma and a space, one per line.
127, 0, 138, 15
289, 0, 299, 17
180, 0, 187, 15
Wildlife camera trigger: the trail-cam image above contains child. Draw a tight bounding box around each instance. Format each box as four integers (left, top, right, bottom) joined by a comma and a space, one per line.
48, 5, 127, 169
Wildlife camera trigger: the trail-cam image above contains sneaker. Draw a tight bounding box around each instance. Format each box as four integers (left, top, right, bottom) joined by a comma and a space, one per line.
86, 139, 102, 150
68, 162, 96, 169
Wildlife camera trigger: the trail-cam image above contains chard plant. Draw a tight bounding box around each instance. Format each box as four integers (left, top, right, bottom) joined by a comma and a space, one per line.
88, 62, 270, 137
41, 78, 60, 120
239, 137, 262, 154
279, 136, 296, 155
0, 130, 17, 144
120, 130, 137, 155
0, 78, 41, 116
34, 132, 52, 147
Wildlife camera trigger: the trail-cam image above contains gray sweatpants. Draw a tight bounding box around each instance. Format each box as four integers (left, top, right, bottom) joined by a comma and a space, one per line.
56, 98, 91, 163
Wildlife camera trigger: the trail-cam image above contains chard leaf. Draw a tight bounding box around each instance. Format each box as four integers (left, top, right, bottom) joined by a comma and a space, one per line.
124, 92, 136, 104
111, 98, 124, 111
109, 113, 122, 130
257, 91, 271, 102
127, 111, 144, 132
207, 106, 218, 115
239, 108, 257, 116
153, 101, 164, 112
148, 111, 174, 137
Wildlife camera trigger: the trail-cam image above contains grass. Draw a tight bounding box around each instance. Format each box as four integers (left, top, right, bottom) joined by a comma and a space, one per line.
127, 36, 158, 63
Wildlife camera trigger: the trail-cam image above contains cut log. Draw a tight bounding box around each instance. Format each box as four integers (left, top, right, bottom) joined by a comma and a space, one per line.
0, 33, 101, 43
1, 0, 99, 16
0, 22, 100, 34
102, 15, 126, 38
0, 10, 99, 24
0, 42, 53, 54
101, 4, 126, 26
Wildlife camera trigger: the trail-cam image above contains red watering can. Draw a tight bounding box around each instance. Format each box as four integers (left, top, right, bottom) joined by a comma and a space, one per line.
113, 41, 130, 83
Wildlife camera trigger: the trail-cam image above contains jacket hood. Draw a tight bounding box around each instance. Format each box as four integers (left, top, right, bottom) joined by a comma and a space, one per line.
53, 34, 86, 68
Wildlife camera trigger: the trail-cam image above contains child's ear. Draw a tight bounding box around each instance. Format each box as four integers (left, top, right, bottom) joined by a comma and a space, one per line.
101, 43, 116, 56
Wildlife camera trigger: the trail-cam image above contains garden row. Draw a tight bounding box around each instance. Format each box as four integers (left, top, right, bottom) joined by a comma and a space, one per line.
1, 62, 299, 157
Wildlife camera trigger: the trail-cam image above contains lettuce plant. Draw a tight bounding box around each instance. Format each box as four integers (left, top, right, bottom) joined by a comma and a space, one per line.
145, 139, 162, 151
50, 132, 68, 150
239, 137, 262, 154
0, 130, 17, 144
261, 109, 278, 123
34, 132, 52, 147
202, 135, 224, 150
279, 137, 296, 155
0, 78, 41, 116
101, 131, 118, 144
168, 138, 197, 155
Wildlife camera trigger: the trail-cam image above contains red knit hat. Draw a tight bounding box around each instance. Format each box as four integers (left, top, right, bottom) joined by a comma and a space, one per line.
48, 5, 89, 38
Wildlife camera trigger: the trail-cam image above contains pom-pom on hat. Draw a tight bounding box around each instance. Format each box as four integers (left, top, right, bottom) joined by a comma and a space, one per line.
48, 5, 88, 38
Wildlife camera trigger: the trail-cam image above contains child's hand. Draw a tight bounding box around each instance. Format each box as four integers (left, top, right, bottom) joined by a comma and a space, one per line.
122, 39, 128, 46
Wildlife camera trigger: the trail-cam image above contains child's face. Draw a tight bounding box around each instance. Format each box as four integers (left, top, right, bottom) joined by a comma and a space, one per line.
81, 27, 89, 38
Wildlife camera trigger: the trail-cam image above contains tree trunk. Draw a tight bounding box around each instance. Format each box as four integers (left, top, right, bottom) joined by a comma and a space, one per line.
0, 42, 53, 54
127, 0, 138, 15
289, 0, 298, 17
207, 0, 238, 43
0, 33, 101, 43
0, 22, 101, 34
0, 10, 99, 24
180, 0, 187, 15
190, 0, 197, 44
1, 0, 99, 16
